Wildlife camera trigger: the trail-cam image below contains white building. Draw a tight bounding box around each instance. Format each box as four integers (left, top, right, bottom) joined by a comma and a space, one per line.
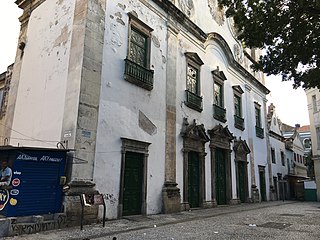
5, 0, 271, 221
306, 88, 320, 201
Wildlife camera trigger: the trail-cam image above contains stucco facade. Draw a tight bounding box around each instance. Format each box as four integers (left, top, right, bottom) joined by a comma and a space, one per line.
6, 0, 273, 221
306, 88, 320, 201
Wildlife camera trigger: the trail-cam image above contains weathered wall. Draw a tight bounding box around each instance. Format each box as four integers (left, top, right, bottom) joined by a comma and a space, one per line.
9, 0, 75, 148
94, 0, 167, 218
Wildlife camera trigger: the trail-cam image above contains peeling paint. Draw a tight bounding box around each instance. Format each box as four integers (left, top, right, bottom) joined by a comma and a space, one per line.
116, 18, 125, 25
114, 12, 122, 18
139, 111, 157, 136
117, 3, 126, 10
152, 35, 160, 48
53, 24, 70, 48
162, 55, 167, 63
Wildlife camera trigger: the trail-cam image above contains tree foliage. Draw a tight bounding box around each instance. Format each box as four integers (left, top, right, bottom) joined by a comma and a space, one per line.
218, 0, 320, 89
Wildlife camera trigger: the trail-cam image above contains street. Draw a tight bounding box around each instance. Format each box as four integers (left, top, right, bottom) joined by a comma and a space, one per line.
5, 201, 320, 240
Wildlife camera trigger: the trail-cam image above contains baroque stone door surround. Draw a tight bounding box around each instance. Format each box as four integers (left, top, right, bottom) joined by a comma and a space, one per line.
208, 124, 234, 205
233, 137, 251, 203
180, 118, 210, 210
118, 138, 151, 218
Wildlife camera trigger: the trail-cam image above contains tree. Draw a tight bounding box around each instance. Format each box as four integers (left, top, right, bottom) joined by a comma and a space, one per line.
218, 0, 320, 89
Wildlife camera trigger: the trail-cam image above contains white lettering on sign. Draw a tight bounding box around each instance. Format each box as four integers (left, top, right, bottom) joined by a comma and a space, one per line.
13, 171, 22, 175
17, 154, 37, 161
40, 156, 62, 162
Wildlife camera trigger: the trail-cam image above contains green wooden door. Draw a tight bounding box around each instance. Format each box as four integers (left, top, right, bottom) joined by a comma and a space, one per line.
238, 161, 246, 203
216, 148, 227, 205
188, 151, 200, 208
123, 152, 144, 216
259, 170, 267, 201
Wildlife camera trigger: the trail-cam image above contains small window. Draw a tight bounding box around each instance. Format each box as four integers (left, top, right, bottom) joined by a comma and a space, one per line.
281, 151, 285, 166
212, 68, 227, 122
255, 102, 264, 138
184, 52, 204, 112
232, 85, 244, 130
124, 13, 154, 90
271, 148, 276, 164
214, 83, 223, 107
234, 95, 241, 117
312, 95, 317, 113
294, 153, 297, 162
187, 64, 199, 95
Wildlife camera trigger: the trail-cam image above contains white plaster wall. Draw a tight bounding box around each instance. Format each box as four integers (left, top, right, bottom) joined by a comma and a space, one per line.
95, 0, 167, 218
270, 137, 287, 178
293, 134, 307, 177
10, 0, 75, 147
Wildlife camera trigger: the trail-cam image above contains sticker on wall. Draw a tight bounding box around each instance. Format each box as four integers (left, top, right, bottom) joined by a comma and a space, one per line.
0, 189, 9, 211
10, 189, 19, 196
10, 198, 17, 206
12, 178, 21, 187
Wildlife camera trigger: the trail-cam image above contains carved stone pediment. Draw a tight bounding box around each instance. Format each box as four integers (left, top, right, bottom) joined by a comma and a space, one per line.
185, 52, 204, 66
208, 124, 234, 149
232, 85, 244, 94
233, 137, 250, 161
212, 68, 227, 82
181, 118, 210, 143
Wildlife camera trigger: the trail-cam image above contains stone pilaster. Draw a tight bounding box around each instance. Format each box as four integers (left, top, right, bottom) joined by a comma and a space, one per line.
60, 0, 106, 223
163, 23, 181, 213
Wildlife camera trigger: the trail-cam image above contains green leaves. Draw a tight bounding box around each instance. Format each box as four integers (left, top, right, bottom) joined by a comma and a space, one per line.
218, 0, 320, 89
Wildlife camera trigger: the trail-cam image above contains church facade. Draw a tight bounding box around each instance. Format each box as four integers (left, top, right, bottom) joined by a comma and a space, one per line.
6, 0, 272, 221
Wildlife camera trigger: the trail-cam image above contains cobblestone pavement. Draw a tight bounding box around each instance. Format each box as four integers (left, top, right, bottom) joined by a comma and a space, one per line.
4, 201, 320, 240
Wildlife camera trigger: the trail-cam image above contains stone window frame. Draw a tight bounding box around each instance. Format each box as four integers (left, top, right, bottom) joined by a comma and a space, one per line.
312, 95, 317, 113
254, 102, 264, 138
255, 102, 262, 127
184, 52, 204, 112
124, 12, 154, 90
127, 12, 153, 68
232, 85, 245, 130
280, 151, 285, 166
213, 69, 226, 108
212, 68, 227, 122
118, 137, 151, 218
271, 147, 276, 164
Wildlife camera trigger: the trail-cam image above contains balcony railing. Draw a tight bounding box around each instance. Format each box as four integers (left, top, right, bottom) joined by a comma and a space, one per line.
213, 104, 226, 122
185, 90, 202, 112
255, 126, 264, 138
234, 115, 245, 130
124, 58, 154, 90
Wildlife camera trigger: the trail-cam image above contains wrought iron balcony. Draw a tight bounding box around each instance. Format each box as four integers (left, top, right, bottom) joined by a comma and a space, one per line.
124, 58, 154, 90
255, 126, 264, 138
234, 115, 245, 130
185, 90, 203, 112
213, 104, 226, 122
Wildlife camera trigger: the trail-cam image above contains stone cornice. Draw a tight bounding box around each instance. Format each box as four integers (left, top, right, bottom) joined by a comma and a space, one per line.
152, 0, 269, 95
152, 0, 207, 42
15, 0, 46, 25
206, 33, 270, 95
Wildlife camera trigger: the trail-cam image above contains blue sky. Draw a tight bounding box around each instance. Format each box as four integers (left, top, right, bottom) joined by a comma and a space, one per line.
0, 1, 310, 127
